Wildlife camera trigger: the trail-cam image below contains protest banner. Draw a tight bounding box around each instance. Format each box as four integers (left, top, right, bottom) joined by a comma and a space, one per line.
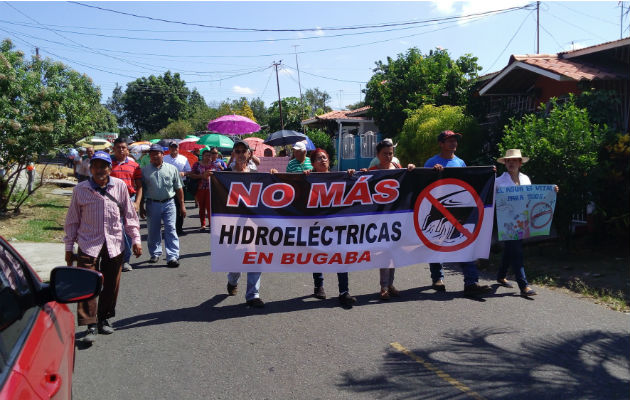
210, 167, 495, 272
495, 185, 557, 241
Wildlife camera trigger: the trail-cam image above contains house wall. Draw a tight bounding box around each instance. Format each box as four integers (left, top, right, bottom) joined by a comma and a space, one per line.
535, 76, 580, 103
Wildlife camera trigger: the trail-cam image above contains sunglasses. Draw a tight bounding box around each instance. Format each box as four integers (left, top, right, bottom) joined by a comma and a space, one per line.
314, 156, 328, 162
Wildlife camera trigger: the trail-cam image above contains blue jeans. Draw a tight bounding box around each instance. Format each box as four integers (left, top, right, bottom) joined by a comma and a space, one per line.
227, 272, 261, 301
430, 262, 479, 286
146, 199, 179, 262
498, 240, 528, 290
312, 272, 349, 294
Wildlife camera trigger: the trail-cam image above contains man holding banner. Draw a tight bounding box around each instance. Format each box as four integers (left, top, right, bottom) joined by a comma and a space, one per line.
495, 149, 559, 297
424, 130, 493, 297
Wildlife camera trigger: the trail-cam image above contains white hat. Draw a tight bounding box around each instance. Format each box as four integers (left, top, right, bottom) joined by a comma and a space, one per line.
383, 138, 397, 148
292, 141, 307, 151
497, 149, 529, 164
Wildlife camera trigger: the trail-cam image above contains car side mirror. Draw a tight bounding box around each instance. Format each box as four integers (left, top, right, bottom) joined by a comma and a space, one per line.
49, 267, 103, 303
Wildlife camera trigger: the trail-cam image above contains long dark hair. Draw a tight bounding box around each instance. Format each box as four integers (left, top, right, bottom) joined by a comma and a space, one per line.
376, 140, 394, 154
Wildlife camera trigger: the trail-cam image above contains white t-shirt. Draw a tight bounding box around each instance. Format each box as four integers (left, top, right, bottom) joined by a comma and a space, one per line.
495, 171, 531, 187
164, 153, 191, 173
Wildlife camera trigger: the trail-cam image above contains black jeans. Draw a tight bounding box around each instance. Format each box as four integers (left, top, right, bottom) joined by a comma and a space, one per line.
313, 272, 350, 294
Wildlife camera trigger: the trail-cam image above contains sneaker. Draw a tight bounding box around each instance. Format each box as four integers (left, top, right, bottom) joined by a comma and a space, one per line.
83, 324, 97, 343
97, 319, 114, 335
379, 288, 390, 301
149, 255, 159, 263
227, 282, 238, 296
338, 292, 357, 307
122, 262, 133, 272
388, 285, 400, 297
497, 278, 514, 288
246, 298, 265, 308
432, 280, 446, 292
314, 286, 326, 299
464, 283, 493, 296
167, 259, 179, 268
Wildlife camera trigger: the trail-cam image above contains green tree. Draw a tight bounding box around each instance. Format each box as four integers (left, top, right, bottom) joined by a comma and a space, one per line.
159, 120, 193, 139
501, 97, 604, 242
122, 71, 190, 136
304, 88, 332, 117
346, 100, 366, 110
92, 104, 119, 133
250, 97, 268, 129
397, 105, 480, 166
305, 128, 335, 166
364, 47, 481, 138
268, 97, 310, 132
105, 83, 129, 130
0, 39, 103, 212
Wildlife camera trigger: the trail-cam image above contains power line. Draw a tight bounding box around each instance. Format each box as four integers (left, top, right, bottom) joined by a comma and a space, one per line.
483, 10, 535, 74
69, 1, 534, 33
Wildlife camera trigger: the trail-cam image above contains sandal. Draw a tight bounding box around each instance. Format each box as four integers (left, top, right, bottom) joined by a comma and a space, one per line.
521, 287, 537, 296
379, 288, 390, 300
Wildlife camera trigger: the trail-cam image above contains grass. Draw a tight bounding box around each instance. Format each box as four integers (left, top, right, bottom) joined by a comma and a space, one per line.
0, 185, 71, 242
483, 237, 630, 312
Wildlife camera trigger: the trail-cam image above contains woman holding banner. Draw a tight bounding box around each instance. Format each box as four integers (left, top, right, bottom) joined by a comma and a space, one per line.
308, 148, 358, 308
495, 149, 558, 297
368, 140, 415, 300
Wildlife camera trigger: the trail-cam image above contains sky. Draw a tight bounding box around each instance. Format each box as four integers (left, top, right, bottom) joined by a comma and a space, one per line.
1, 1, 627, 110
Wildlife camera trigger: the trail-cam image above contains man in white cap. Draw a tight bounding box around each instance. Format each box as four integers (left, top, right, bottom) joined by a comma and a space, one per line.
163, 141, 191, 235
286, 141, 312, 173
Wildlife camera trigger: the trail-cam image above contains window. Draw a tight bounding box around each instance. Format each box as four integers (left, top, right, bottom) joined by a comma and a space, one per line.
342, 133, 355, 159
360, 131, 377, 158
0, 242, 37, 381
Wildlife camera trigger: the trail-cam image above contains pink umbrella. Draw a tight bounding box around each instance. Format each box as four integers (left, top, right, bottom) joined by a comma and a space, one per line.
243, 137, 276, 157
207, 114, 260, 136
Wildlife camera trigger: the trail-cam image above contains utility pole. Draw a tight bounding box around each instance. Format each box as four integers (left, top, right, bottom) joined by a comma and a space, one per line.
293, 45, 304, 131
273, 61, 284, 130
536, 1, 540, 54
35, 47, 39, 59
621, 1, 624, 39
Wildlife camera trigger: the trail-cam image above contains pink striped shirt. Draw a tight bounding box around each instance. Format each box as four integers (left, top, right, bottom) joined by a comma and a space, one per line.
64, 176, 141, 258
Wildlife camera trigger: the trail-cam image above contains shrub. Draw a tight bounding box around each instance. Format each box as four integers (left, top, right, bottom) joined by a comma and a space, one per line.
501, 96, 604, 241
397, 104, 481, 166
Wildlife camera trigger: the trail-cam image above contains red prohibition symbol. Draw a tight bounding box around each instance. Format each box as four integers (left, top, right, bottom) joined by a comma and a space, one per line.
531, 202, 553, 229
413, 178, 484, 252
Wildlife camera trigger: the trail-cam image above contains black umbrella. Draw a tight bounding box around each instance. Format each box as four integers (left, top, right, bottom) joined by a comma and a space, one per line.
264, 130, 308, 146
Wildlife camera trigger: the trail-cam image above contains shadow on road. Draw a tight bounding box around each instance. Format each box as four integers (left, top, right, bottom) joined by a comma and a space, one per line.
111, 287, 520, 332
336, 328, 630, 399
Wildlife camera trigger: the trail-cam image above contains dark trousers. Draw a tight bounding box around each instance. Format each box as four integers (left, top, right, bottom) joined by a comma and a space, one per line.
76, 244, 123, 326
313, 272, 350, 294
174, 195, 184, 233
498, 240, 529, 290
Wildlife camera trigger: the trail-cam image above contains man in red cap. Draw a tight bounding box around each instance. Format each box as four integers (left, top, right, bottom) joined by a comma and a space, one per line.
423, 130, 492, 297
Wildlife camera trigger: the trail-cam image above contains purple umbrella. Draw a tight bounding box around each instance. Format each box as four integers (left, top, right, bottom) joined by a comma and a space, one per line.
207, 114, 260, 135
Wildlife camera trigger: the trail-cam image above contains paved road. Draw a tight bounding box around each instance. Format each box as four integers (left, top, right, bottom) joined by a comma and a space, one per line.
73, 202, 630, 400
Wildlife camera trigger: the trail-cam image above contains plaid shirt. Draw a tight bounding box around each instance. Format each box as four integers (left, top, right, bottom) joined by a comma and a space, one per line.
111, 157, 142, 195
64, 177, 141, 258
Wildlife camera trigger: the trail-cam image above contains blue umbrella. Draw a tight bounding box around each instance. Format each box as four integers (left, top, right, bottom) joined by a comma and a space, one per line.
304, 137, 316, 151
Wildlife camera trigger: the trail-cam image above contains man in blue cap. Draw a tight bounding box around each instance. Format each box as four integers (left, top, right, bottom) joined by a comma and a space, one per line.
140, 144, 186, 268
64, 150, 142, 343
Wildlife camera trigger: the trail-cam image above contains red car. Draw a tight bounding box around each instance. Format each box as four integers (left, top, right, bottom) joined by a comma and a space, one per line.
0, 237, 102, 400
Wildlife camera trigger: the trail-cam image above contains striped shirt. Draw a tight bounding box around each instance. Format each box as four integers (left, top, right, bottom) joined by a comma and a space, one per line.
64, 176, 141, 258
286, 158, 313, 173
111, 157, 141, 195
